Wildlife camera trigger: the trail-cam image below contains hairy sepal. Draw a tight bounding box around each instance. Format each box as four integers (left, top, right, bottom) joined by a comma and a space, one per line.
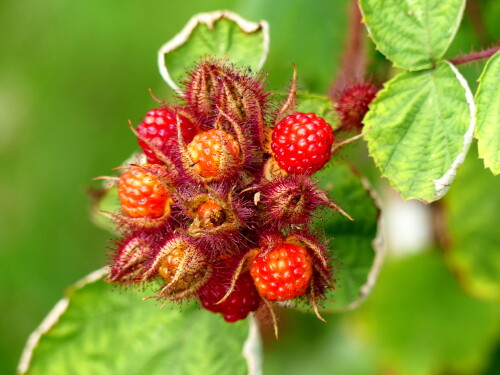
109, 164, 175, 232
285, 232, 334, 307
184, 188, 256, 258
259, 175, 340, 230
143, 234, 210, 302
273, 65, 298, 125
182, 59, 270, 145
197, 254, 262, 320
334, 81, 379, 132
107, 235, 158, 285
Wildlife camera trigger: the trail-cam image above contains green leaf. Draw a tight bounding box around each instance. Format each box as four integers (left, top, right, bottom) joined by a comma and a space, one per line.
90, 186, 120, 235
19, 269, 259, 375
159, 11, 269, 91
363, 61, 474, 202
314, 163, 382, 312
353, 252, 500, 375
276, 91, 340, 130
475, 50, 500, 175
360, 0, 465, 70
264, 310, 377, 375
90, 152, 147, 235
444, 143, 500, 300
295, 92, 340, 130
237, 0, 349, 93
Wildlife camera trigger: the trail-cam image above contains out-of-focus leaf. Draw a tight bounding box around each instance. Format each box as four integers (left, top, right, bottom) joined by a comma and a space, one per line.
264, 310, 376, 375
363, 62, 474, 202
158, 11, 269, 91
19, 269, 258, 375
353, 252, 500, 375
275, 91, 340, 129
360, 0, 465, 70
314, 163, 383, 312
90, 152, 146, 235
295, 92, 340, 130
237, 0, 348, 93
475, 50, 500, 175
90, 186, 119, 235
444, 143, 500, 300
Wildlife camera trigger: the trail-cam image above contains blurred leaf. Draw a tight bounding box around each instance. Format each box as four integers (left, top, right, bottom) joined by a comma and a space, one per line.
482, 343, 500, 375
353, 252, 500, 375
360, 0, 465, 70
364, 62, 474, 202
484, 0, 500, 44
313, 163, 382, 312
19, 270, 257, 375
296, 92, 340, 130
90, 152, 147, 235
475, 50, 500, 175
275, 91, 340, 129
444, 143, 500, 300
90, 186, 120, 235
159, 11, 269, 91
264, 310, 376, 375
236, 0, 348, 93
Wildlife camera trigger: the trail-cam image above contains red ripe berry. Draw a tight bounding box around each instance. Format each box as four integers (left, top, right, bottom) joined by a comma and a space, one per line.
335, 82, 378, 131
271, 112, 334, 175
198, 266, 261, 323
250, 243, 313, 301
187, 129, 240, 179
118, 165, 171, 218
137, 108, 198, 164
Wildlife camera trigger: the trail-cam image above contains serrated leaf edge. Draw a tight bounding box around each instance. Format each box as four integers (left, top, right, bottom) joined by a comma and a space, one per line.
359, 0, 466, 71
288, 164, 385, 314
17, 267, 109, 375
431, 61, 475, 202
362, 72, 408, 198
363, 72, 431, 201
324, 175, 386, 313
18, 267, 260, 375
158, 10, 270, 92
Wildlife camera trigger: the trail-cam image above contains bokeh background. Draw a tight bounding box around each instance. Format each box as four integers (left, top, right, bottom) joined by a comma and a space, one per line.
1, 0, 499, 374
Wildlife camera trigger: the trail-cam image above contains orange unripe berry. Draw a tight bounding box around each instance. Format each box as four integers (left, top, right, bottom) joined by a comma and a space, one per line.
118, 166, 170, 218
187, 129, 240, 179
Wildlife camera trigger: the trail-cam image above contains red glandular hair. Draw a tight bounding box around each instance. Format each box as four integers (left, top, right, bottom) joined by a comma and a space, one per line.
335, 82, 379, 131
101, 58, 356, 329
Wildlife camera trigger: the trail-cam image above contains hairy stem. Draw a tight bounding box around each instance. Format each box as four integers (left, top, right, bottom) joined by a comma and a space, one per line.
329, 0, 366, 98
450, 46, 500, 66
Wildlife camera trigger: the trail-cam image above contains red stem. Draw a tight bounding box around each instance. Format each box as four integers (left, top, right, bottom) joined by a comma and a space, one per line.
449, 46, 500, 66
329, 0, 366, 98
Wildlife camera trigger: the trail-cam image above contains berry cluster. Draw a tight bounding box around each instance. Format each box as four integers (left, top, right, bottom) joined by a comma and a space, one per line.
99, 59, 354, 332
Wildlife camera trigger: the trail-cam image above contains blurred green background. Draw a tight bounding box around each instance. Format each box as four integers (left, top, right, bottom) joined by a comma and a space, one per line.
1, 0, 499, 374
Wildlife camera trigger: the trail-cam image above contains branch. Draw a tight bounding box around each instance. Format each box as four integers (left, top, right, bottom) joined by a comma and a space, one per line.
449, 46, 500, 66
328, 0, 366, 98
